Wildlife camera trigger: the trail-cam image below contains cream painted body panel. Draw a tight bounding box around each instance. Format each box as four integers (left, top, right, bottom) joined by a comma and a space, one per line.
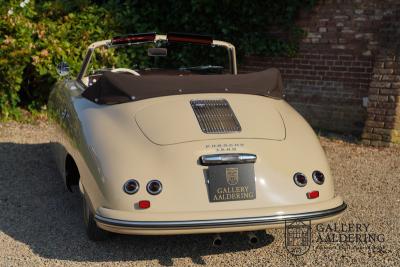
135, 96, 285, 145
48, 80, 344, 235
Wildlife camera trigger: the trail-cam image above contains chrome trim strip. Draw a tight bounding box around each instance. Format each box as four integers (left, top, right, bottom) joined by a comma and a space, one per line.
95, 202, 347, 229
77, 48, 94, 81
200, 153, 257, 165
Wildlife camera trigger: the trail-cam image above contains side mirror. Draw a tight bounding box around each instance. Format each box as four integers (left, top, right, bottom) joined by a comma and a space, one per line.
56, 62, 70, 77
148, 47, 167, 57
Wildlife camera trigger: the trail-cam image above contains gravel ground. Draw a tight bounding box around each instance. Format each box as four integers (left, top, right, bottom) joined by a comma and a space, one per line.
0, 122, 399, 266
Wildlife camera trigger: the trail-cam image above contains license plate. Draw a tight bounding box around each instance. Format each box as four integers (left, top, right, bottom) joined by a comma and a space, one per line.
207, 163, 256, 202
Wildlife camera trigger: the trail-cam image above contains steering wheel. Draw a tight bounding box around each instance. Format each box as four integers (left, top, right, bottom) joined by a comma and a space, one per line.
111, 68, 140, 76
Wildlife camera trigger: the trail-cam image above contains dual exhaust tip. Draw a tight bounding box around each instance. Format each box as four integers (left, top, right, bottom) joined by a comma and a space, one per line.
212, 232, 259, 247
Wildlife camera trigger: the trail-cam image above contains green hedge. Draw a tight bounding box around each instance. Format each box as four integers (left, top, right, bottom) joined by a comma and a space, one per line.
0, 0, 316, 119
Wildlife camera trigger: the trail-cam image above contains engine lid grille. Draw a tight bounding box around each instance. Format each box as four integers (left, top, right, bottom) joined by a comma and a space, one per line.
190, 99, 242, 134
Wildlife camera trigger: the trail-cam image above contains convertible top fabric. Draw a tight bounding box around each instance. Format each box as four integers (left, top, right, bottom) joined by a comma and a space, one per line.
82, 68, 283, 104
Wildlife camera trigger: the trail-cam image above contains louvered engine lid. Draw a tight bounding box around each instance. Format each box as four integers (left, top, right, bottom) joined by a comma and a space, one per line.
190, 99, 241, 134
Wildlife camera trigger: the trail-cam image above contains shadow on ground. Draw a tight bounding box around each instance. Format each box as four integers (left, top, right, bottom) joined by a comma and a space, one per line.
0, 142, 274, 265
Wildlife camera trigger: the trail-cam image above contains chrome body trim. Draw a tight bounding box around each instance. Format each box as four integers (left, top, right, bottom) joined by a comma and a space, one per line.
95, 202, 347, 229
200, 153, 257, 166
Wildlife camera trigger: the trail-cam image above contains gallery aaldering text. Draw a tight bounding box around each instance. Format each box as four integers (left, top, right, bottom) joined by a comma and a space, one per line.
316, 223, 385, 243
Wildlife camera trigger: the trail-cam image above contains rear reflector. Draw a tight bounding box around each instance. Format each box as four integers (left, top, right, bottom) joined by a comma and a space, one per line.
307, 191, 319, 199
138, 200, 151, 209
111, 32, 156, 45
167, 32, 212, 45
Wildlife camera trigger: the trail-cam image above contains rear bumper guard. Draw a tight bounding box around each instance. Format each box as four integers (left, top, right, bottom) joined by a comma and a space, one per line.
95, 202, 347, 230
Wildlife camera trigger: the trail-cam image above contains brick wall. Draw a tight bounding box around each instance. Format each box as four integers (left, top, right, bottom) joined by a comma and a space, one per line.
362, 55, 400, 146
239, 0, 400, 139
241, 53, 372, 134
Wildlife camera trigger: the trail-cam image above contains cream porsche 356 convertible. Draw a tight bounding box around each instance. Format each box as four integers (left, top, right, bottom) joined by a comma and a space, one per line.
48, 32, 346, 242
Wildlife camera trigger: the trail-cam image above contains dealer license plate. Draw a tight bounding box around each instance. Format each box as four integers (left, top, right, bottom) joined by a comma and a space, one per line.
207, 163, 256, 202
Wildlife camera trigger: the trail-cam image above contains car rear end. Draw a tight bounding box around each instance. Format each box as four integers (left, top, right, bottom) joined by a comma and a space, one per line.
75, 93, 346, 235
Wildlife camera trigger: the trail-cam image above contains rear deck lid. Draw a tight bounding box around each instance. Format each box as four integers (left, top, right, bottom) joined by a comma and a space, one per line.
135, 96, 285, 145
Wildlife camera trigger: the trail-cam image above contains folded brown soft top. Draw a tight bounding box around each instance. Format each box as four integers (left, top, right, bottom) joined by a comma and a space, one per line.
82, 68, 283, 104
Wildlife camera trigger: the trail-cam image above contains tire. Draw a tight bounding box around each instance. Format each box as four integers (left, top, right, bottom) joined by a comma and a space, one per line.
82, 195, 110, 241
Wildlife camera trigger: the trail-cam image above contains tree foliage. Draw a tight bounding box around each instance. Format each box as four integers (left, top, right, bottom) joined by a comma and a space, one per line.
0, 0, 316, 119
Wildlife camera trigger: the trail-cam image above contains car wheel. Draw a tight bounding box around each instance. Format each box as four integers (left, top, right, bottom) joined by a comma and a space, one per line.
82, 195, 110, 241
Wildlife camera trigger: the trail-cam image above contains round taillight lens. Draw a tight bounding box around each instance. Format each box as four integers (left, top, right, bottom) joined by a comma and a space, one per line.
123, 179, 140, 194
312, 171, 325, 185
147, 180, 162, 195
293, 173, 307, 187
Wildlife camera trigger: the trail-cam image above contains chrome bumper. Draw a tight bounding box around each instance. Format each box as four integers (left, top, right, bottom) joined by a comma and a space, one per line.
95, 202, 346, 230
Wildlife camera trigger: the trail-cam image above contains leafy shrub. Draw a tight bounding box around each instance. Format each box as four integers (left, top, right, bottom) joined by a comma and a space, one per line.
0, 0, 317, 119
0, 1, 115, 119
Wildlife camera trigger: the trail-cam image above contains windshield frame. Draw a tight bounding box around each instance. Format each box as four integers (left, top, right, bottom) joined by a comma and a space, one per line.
77, 34, 237, 86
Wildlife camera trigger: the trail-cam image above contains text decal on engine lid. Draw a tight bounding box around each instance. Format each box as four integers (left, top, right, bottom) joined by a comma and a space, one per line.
207, 163, 256, 202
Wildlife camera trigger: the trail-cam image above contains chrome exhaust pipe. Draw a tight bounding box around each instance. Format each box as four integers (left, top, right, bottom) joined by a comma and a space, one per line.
212, 233, 222, 247
247, 232, 258, 245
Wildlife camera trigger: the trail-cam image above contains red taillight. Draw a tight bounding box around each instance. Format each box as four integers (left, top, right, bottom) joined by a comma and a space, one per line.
307, 191, 319, 199
123, 179, 140, 194
147, 180, 163, 195
293, 172, 307, 187
138, 200, 151, 209
312, 170, 325, 185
